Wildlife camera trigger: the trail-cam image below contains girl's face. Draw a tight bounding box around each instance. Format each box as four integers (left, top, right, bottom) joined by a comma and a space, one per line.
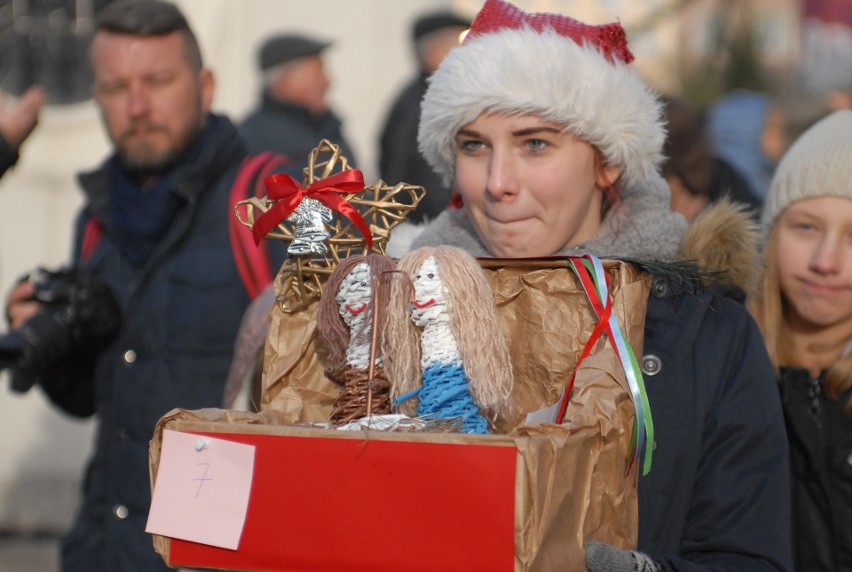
454, 112, 620, 257
775, 197, 852, 330
336, 262, 372, 329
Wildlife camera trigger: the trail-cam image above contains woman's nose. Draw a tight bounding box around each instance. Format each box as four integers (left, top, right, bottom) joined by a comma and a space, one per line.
809, 236, 843, 275
484, 151, 518, 201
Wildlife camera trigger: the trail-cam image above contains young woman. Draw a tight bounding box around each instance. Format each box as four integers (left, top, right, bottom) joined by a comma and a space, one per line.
749, 110, 852, 572
411, 0, 791, 569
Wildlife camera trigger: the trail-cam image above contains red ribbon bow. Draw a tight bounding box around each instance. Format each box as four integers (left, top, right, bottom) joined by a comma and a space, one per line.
251, 169, 372, 250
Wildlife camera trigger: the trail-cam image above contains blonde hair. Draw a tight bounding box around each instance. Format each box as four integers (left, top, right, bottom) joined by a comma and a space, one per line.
383, 246, 514, 423
749, 226, 852, 413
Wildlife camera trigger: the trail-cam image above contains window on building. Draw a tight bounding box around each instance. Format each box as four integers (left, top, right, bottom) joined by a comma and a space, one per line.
0, 0, 114, 105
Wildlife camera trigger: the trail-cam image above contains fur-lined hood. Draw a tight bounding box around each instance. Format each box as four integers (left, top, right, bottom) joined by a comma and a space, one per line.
680, 198, 761, 296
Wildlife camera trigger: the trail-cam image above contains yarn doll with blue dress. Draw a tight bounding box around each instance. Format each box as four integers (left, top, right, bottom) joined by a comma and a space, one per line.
384, 245, 514, 433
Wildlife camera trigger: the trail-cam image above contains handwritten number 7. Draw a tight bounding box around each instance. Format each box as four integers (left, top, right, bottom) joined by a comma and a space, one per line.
194, 462, 213, 498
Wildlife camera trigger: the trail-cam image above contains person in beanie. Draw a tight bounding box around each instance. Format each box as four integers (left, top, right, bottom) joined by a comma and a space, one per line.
413, 0, 791, 570
239, 32, 358, 173
749, 109, 852, 572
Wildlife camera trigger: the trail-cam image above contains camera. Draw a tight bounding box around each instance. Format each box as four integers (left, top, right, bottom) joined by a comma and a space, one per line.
0, 266, 121, 393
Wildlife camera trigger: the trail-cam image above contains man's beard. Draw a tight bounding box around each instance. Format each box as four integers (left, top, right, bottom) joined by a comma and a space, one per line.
117, 121, 201, 178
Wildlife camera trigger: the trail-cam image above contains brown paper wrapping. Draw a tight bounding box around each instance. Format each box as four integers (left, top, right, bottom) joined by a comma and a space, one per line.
149, 259, 649, 570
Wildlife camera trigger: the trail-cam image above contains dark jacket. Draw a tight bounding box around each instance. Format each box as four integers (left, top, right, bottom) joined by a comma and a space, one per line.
638, 273, 791, 570
32, 115, 278, 572
779, 367, 852, 571
378, 73, 453, 223
239, 91, 357, 175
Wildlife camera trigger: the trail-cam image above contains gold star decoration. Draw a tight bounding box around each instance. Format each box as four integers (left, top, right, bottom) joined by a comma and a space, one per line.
235, 139, 426, 313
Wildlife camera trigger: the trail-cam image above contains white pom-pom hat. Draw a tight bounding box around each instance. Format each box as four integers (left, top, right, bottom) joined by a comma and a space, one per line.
418, 0, 665, 191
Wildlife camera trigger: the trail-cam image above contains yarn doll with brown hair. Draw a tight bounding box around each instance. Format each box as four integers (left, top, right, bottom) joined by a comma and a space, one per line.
316, 253, 397, 425
384, 245, 513, 433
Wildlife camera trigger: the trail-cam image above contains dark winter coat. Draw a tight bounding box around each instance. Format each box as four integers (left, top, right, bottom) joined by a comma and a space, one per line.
413, 192, 792, 571
638, 274, 790, 570
29, 115, 280, 572
239, 91, 357, 175
378, 73, 453, 223
779, 367, 852, 571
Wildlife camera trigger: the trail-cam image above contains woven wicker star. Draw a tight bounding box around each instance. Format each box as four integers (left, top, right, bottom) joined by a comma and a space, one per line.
235, 139, 425, 313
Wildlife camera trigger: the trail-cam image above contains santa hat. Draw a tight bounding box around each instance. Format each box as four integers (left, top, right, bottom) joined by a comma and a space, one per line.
418, 0, 664, 191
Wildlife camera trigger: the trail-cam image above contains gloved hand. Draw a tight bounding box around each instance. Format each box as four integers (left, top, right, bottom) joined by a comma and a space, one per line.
584, 541, 660, 572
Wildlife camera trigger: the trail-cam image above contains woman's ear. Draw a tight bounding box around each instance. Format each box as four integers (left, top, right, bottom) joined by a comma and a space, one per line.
596, 163, 622, 189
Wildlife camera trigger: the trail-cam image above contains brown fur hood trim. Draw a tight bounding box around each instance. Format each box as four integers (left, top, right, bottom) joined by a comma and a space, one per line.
680, 198, 762, 296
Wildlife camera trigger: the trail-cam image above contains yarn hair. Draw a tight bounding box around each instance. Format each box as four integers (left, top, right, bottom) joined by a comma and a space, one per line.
316, 253, 396, 371
384, 246, 514, 422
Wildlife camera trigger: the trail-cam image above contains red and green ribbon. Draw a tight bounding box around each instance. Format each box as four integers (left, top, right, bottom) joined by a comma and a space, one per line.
251, 169, 372, 249
561, 255, 654, 476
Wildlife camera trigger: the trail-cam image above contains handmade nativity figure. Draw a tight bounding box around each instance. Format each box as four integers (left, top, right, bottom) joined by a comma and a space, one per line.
316, 253, 397, 425
236, 139, 427, 312
384, 246, 514, 433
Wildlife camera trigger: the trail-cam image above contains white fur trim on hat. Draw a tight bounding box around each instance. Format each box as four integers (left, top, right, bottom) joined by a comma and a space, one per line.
418, 26, 665, 190
762, 109, 852, 235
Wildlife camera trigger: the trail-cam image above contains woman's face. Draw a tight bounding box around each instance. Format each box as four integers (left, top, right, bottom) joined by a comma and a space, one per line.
453, 112, 619, 257
775, 197, 852, 330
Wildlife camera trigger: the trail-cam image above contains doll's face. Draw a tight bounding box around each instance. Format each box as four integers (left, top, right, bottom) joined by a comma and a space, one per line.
453, 112, 620, 257
775, 197, 852, 330
410, 256, 448, 328
336, 262, 372, 328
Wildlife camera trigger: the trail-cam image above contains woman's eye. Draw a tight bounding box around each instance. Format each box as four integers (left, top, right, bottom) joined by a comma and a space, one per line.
427, 273, 434, 279
459, 139, 485, 153
526, 138, 548, 152
794, 223, 816, 232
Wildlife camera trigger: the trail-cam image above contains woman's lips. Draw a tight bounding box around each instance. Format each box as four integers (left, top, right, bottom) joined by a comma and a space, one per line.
803, 281, 845, 295
413, 298, 436, 309
489, 214, 530, 225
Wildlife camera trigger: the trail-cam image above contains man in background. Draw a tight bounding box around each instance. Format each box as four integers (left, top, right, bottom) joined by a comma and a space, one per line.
239, 32, 358, 173
378, 10, 470, 224
4, 1, 283, 569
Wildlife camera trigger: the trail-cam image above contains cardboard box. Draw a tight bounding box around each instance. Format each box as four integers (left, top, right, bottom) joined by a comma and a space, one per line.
150, 259, 648, 570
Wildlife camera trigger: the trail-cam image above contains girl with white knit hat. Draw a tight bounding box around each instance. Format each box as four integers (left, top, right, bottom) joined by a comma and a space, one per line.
749, 109, 852, 572
409, 0, 792, 570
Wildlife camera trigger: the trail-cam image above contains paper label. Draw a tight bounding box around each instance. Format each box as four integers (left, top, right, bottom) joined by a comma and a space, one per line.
146, 429, 255, 550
